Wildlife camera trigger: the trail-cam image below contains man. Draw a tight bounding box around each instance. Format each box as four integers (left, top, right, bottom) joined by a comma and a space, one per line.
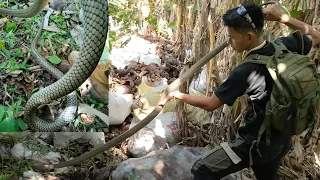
159, 1, 320, 180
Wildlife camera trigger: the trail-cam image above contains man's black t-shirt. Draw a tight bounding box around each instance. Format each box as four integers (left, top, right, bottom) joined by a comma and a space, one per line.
215, 34, 312, 142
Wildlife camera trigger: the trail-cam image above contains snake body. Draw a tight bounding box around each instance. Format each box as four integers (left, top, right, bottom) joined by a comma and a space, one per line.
0, 0, 108, 131
0, 0, 48, 18
30, 15, 78, 131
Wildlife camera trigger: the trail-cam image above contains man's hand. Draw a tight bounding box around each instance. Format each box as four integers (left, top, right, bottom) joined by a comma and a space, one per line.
263, 2, 320, 47
158, 90, 183, 106
263, 3, 286, 22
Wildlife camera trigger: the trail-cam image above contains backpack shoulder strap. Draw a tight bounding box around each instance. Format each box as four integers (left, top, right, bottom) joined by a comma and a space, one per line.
290, 30, 304, 54
243, 54, 271, 65
270, 39, 289, 58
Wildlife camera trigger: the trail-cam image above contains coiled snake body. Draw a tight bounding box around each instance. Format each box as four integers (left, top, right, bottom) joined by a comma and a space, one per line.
31, 15, 78, 132
0, 0, 108, 131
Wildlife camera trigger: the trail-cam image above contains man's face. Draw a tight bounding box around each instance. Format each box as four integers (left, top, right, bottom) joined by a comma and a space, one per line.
227, 27, 251, 52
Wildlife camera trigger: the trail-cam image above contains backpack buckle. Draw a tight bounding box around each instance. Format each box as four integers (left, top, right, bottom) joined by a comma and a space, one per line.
253, 54, 260, 60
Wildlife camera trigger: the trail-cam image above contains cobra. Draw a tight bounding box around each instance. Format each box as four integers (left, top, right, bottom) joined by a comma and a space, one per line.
0, 0, 108, 131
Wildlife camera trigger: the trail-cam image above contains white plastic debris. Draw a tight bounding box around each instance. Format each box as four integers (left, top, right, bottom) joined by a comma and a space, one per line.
189, 69, 207, 95
109, 92, 133, 125
109, 35, 161, 69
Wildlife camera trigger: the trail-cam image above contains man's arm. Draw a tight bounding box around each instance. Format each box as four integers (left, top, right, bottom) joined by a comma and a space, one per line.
159, 91, 224, 111
263, 4, 320, 47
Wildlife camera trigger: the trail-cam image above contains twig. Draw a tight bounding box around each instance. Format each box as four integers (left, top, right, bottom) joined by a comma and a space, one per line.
28, 65, 43, 72
314, 0, 320, 25
234, 111, 244, 123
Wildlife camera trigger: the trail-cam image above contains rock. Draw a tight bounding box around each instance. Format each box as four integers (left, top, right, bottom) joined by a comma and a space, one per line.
57, 60, 71, 74
11, 143, 61, 164
53, 132, 105, 148
83, 132, 106, 147
68, 51, 79, 65
127, 112, 179, 157
53, 132, 84, 148
127, 122, 166, 158
48, 0, 66, 11
23, 171, 45, 180
91, 167, 113, 180
111, 145, 210, 180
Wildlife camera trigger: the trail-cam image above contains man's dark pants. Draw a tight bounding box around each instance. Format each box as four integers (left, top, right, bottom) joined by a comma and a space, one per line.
191, 135, 292, 180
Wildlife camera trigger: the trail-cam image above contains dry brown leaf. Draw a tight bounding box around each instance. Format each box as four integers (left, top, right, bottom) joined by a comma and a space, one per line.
43, 25, 67, 34
8, 70, 23, 77
80, 114, 95, 125
78, 103, 109, 126
292, 137, 304, 163
0, 17, 8, 25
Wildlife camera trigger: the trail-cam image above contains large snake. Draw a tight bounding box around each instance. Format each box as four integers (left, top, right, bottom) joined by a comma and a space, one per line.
30, 14, 78, 131
0, 0, 108, 131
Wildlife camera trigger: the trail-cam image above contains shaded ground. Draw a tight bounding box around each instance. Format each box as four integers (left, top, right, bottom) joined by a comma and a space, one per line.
0, 133, 127, 180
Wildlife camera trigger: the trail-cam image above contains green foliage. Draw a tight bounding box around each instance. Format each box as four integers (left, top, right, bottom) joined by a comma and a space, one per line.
0, 59, 28, 71
73, 95, 108, 132
5, 21, 17, 33
109, 0, 181, 38
168, 22, 177, 29
0, 158, 34, 179
104, 30, 116, 57
109, 0, 140, 33
47, 55, 62, 64
145, 14, 157, 26
88, 97, 105, 109
0, 97, 27, 132
73, 117, 108, 132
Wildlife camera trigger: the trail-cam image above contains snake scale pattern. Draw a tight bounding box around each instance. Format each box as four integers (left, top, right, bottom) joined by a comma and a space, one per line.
31, 15, 78, 131
0, 0, 108, 131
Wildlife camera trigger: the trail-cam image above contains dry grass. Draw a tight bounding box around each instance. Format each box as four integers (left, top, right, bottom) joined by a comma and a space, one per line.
172, 0, 320, 179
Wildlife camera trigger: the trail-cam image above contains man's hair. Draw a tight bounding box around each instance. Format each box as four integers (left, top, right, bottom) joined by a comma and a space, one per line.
223, 1, 264, 35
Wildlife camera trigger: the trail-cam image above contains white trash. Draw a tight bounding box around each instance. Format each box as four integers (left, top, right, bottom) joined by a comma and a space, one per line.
109, 92, 133, 125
